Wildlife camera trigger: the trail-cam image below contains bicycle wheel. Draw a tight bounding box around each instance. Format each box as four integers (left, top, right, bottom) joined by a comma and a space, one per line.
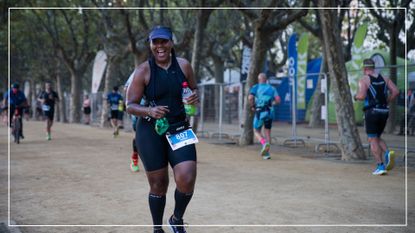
13, 118, 20, 144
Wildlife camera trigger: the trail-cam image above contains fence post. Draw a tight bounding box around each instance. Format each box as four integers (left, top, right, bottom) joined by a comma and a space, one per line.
200, 85, 205, 134
315, 73, 339, 153
283, 75, 305, 147
292, 76, 297, 144
219, 84, 223, 140
238, 82, 243, 135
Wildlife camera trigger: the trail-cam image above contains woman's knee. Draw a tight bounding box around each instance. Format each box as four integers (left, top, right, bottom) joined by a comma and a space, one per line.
174, 163, 196, 192
147, 170, 169, 195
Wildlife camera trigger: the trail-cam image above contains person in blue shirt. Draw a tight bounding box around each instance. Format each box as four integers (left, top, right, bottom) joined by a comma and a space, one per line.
248, 73, 281, 160
3, 83, 28, 139
107, 86, 123, 137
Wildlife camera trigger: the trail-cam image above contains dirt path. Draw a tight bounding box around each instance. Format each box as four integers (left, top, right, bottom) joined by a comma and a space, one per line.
1, 121, 414, 233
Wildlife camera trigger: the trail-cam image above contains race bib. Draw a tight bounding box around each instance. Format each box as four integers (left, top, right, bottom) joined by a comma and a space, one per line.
111, 104, 118, 110
166, 129, 198, 151
42, 104, 51, 111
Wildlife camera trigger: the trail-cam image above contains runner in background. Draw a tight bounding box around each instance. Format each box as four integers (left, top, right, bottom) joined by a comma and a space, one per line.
125, 71, 140, 172
106, 86, 123, 137
38, 81, 59, 141
355, 58, 399, 175
249, 73, 280, 160
83, 94, 91, 125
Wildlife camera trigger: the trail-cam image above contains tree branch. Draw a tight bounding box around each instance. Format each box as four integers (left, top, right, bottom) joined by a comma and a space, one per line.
138, 0, 149, 30
120, 8, 139, 55
80, 11, 90, 62
363, 0, 392, 26
298, 17, 320, 38
60, 10, 79, 59
265, 8, 308, 32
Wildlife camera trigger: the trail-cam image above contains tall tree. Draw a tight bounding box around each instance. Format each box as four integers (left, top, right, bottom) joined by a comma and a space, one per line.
363, 0, 412, 133
299, 0, 360, 128
31, 9, 96, 123
318, 1, 365, 160
204, 9, 244, 122
94, 2, 129, 127
234, 0, 309, 145
189, 0, 224, 132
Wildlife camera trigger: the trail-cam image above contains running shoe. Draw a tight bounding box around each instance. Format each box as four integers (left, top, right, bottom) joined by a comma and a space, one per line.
130, 154, 139, 172
260, 142, 270, 156
167, 215, 186, 233
372, 164, 387, 175
46, 133, 51, 141
154, 228, 165, 233
385, 150, 395, 171
262, 152, 271, 160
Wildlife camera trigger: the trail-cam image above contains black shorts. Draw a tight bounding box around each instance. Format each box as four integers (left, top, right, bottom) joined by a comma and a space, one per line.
83, 107, 91, 115
135, 118, 197, 172
118, 111, 124, 120
365, 108, 389, 138
43, 109, 55, 121
110, 110, 119, 119
253, 115, 272, 130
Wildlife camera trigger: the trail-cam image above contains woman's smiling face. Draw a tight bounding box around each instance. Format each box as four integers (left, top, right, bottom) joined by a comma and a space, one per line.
150, 38, 173, 65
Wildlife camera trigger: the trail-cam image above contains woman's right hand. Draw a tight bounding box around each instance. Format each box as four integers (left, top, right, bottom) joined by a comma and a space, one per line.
148, 106, 169, 119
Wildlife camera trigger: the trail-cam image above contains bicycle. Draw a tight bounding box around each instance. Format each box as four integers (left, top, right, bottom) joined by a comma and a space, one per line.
12, 108, 22, 144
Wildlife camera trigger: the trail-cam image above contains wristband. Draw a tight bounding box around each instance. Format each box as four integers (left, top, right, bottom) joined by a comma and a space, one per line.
147, 107, 152, 117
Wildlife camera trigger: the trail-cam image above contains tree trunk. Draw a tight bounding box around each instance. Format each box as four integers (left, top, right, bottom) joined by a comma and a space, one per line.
30, 80, 38, 120
239, 29, 267, 146
213, 57, 224, 122
386, 24, 397, 133
191, 9, 213, 133
318, 5, 365, 160
69, 70, 82, 123
191, 9, 212, 82
308, 49, 327, 128
100, 57, 113, 127
55, 62, 66, 123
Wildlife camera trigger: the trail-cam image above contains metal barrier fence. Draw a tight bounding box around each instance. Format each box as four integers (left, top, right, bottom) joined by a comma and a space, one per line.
198, 82, 243, 140
61, 91, 133, 131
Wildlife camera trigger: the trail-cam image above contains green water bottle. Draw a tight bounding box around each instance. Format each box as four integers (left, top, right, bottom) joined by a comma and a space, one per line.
182, 81, 196, 116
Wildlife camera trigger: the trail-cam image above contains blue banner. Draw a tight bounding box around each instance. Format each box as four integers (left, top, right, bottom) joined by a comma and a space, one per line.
287, 33, 298, 104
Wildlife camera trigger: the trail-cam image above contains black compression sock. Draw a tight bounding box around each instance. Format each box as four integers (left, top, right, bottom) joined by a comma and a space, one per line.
132, 138, 137, 152
149, 193, 166, 229
173, 189, 193, 221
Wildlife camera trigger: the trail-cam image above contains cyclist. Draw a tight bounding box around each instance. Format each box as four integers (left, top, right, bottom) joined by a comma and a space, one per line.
3, 83, 28, 139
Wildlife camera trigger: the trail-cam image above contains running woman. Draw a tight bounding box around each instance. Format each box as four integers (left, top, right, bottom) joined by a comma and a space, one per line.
126, 26, 198, 233
355, 58, 399, 175
38, 81, 59, 140
249, 73, 280, 160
